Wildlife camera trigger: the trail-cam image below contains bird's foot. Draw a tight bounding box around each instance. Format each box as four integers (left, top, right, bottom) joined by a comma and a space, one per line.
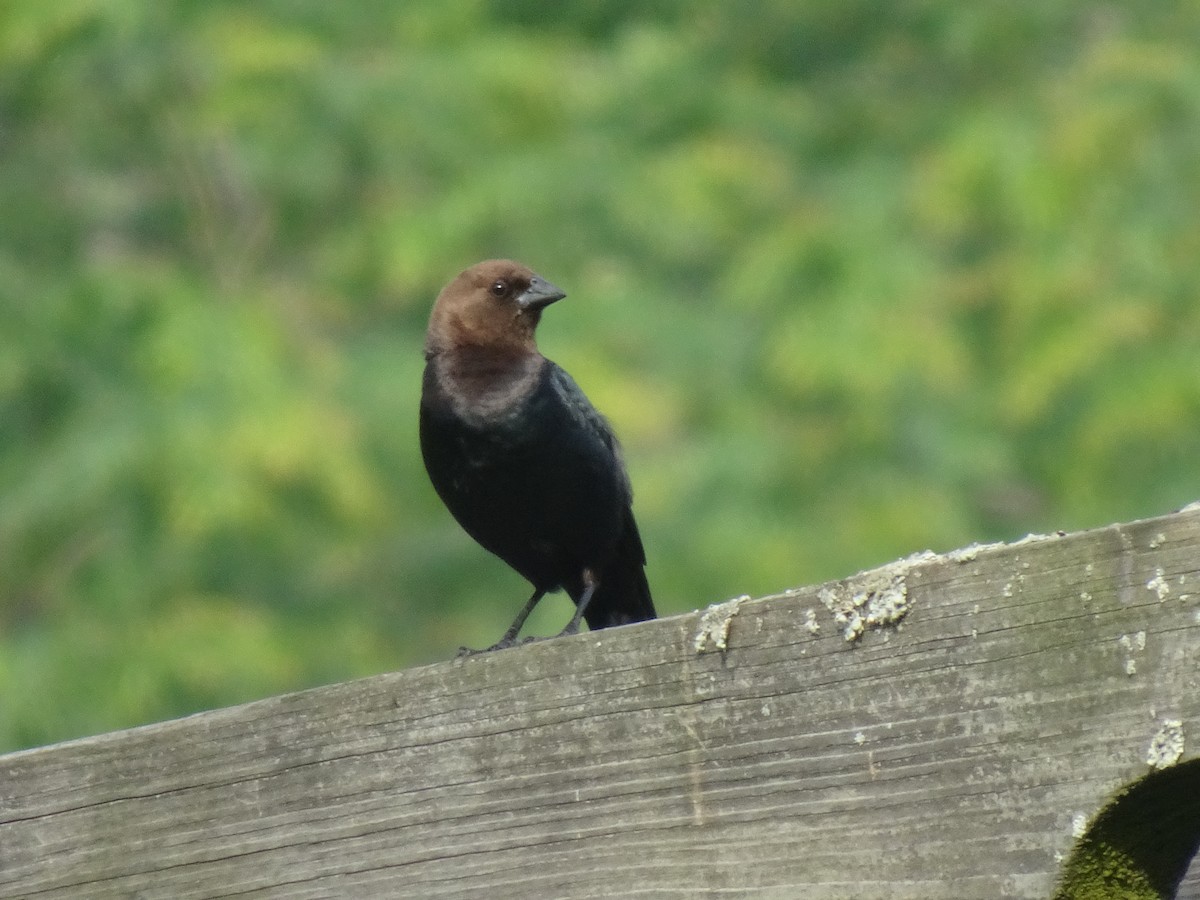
455, 637, 518, 658
455, 621, 582, 658
514, 622, 581, 647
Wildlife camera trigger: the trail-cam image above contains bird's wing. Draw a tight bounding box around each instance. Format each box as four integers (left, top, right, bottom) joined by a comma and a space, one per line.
546, 362, 633, 500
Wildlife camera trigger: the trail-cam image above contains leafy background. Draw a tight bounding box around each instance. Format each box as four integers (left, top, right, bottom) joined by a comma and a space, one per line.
2, 2, 1198, 752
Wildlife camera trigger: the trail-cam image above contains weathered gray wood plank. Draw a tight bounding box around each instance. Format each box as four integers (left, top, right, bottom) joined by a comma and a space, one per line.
2, 508, 1198, 898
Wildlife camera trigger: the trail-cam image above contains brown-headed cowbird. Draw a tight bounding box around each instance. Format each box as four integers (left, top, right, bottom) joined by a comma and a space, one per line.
420, 260, 656, 652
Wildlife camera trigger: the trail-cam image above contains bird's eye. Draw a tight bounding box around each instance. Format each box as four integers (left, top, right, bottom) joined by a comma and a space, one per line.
489, 279, 508, 297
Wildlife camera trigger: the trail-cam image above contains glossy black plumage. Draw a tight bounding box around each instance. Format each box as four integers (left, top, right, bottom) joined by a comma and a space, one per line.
420, 260, 655, 651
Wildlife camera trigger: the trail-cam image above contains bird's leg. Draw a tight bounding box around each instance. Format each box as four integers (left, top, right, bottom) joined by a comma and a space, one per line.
499, 586, 548, 644
554, 569, 598, 639
457, 587, 546, 657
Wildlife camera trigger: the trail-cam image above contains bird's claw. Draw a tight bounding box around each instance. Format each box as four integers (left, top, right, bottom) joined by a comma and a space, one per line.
455, 632, 569, 658
456, 638, 517, 658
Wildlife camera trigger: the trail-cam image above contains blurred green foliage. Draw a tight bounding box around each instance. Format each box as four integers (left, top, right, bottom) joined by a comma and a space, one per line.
1, 1, 1198, 752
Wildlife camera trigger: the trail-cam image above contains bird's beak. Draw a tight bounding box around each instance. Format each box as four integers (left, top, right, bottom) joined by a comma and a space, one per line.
517, 275, 566, 311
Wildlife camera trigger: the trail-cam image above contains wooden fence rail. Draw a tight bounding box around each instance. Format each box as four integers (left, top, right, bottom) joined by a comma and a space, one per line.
3, 507, 1199, 899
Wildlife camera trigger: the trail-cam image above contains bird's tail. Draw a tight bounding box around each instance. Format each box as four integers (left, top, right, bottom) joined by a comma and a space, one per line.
581, 511, 656, 630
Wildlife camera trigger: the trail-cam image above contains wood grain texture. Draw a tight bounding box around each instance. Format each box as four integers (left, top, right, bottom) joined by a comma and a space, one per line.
2, 508, 1198, 899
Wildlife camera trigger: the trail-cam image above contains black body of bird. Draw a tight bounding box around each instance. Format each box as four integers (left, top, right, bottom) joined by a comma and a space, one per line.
419, 259, 656, 652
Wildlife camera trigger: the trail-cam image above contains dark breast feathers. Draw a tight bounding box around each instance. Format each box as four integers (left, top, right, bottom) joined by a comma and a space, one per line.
420, 354, 652, 628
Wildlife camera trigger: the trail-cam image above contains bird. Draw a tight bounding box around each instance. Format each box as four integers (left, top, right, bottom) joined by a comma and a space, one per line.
419, 259, 656, 653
